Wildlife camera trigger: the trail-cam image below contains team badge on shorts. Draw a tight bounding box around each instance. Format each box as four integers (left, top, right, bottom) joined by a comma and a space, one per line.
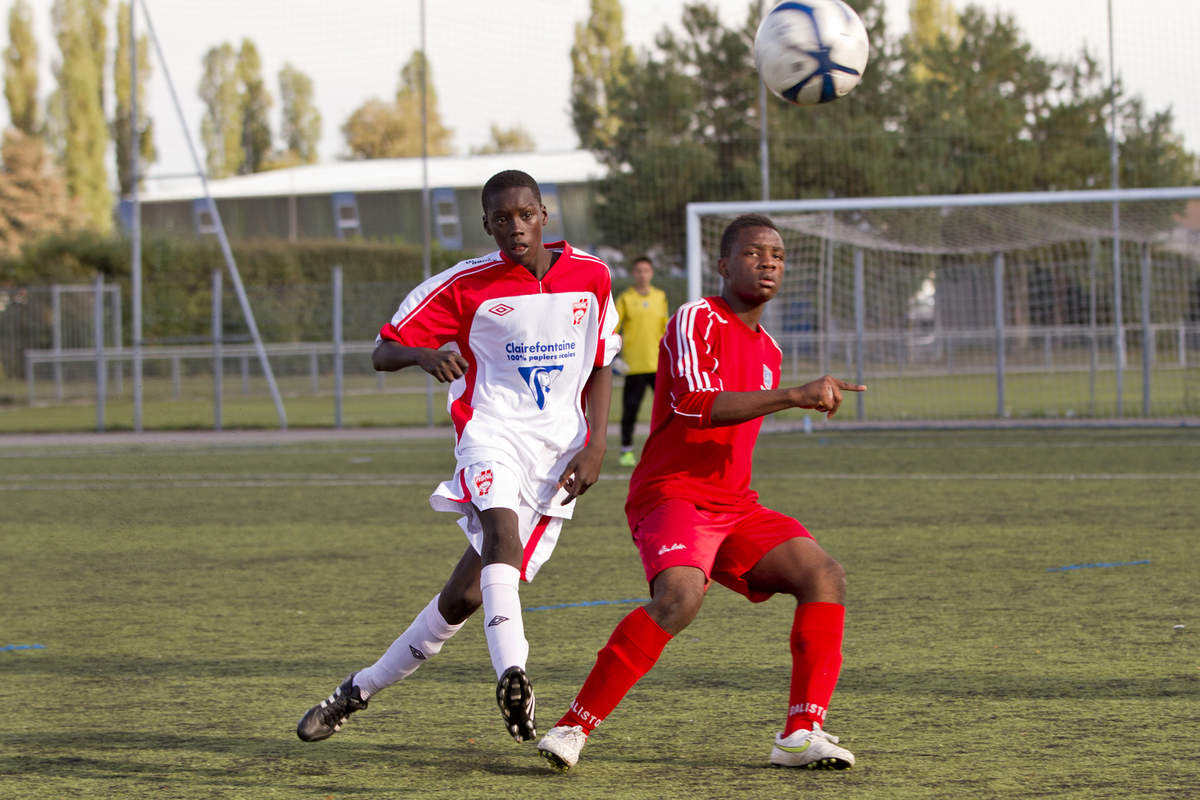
475, 468, 494, 495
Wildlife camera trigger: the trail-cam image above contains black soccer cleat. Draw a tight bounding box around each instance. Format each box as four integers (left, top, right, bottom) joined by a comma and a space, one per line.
296, 674, 368, 742
496, 665, 537, 742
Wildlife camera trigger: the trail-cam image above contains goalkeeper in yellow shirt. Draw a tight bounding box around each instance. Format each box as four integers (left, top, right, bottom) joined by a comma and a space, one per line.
614, 256, 669, 466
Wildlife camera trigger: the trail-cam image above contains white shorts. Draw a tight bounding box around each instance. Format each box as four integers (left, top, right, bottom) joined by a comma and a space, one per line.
430, 461, 564, 582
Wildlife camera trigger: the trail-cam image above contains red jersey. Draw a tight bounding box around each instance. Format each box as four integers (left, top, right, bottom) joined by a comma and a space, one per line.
625, 296, 783, 527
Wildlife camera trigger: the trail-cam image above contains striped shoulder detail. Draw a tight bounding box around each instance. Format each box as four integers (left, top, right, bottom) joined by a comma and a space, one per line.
392, 256, 504, 330
667, 298, 725, 392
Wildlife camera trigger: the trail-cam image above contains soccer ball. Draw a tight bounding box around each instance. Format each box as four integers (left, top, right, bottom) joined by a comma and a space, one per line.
754, 0, 870, 106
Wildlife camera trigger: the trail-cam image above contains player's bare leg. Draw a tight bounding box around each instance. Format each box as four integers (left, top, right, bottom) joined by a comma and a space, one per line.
643, 565, 707, 634
479, 507, 537, 742
745, 538, 854, 769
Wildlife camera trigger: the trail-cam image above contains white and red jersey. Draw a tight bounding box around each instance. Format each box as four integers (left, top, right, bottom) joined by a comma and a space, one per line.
626, 296, 783, 527
378, 241, 620, 517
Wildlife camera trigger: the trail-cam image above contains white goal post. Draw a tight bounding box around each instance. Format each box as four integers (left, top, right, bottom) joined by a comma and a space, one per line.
686, 187, 1200, 423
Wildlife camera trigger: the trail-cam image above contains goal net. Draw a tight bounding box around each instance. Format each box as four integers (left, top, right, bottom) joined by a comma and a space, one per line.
687, 188, 1200, 423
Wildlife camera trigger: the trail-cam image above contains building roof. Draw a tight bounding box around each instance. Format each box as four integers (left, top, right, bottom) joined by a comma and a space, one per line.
139, 149, 605, 203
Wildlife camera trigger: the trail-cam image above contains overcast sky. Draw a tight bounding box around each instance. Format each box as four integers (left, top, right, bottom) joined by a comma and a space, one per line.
7, 0, 1198, 180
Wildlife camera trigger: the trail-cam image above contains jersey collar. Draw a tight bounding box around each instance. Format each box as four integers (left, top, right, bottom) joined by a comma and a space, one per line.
496, 240, 572, 277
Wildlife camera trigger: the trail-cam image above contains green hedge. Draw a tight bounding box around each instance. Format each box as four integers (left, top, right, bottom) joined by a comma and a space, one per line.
0, 231, 472, 342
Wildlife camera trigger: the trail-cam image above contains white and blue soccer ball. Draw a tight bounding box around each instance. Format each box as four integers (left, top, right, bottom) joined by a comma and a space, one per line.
754, 0, 870, 106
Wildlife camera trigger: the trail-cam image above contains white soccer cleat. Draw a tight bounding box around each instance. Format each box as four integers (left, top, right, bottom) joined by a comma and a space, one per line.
537, 724, 587, 771
769, 723, 855, 769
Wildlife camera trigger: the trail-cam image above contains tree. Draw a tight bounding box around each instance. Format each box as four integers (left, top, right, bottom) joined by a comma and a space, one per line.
573, 0, 1194, 262
0, 129, 77, 257
342, 49, 452, 159
199, 42, 241, 178
278, 62, 320, 164
4, 0, 38, 135
112, 0, 156, 196
470, 123, 536, 155
569, 0, 633, 151
907, 0, 961, 82
236, 39, 271, 174
51, 0, 111, 232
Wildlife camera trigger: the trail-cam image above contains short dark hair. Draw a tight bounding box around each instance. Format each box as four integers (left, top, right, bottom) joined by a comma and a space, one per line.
481, 170, 542, 212
632, 255, 653, 268
719, 213, 779, 258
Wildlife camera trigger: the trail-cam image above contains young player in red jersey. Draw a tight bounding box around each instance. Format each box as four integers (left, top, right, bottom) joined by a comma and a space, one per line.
537, 213, 866, 771
296, 170, 619, 746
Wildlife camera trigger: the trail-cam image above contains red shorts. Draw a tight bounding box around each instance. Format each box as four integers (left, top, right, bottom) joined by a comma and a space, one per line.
631, 499, 813, 602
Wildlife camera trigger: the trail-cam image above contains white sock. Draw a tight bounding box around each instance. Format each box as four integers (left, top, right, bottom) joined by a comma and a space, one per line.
480, 562, 528, 679
355, 593, 464, 699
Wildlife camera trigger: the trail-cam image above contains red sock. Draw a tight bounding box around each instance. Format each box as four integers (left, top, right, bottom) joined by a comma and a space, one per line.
784, 602, 845, 736
556, 606, 672, 734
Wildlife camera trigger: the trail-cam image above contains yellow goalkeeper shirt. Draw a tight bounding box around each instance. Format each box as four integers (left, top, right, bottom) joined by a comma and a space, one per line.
615, 285, 669, 375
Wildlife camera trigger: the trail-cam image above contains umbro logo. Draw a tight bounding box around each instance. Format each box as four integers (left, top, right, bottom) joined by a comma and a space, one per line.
489, 303, 514, 316
487, 615, 509, 627
409, 645, 427, 661
657, 543, 687, 556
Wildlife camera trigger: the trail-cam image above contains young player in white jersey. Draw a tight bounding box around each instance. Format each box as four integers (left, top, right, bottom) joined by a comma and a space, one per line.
296, 170, 620, 745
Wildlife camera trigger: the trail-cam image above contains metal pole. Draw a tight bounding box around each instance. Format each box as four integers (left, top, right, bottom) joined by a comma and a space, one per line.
824, 226, 834, 377
111, 285, 123, 394
333, 265, 344, 429
1140, 243, 1152, 416
130, 0, 143, 431
759, 0, 769, 203
1108, 0, 1124, 416
94, 274, 107, 431
1088, 240, 1097, 415
141, 0, 287, 429
51, 284, 63, 401
212, 268, 223, 431
420, 0, 435, 427
853, 249, 864, 421
994, 253, 1006, 418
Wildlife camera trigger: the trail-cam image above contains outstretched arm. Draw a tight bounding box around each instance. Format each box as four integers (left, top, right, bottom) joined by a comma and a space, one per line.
557, 363, 613, 503
372, 340, 469, 382
708, 375, 866, 427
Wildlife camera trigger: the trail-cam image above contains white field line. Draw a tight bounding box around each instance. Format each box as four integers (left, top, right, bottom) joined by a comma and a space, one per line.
1, 471, 1197, 491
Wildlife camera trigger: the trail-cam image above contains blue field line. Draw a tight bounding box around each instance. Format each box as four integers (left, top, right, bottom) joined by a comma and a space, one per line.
1047, 559, 1151, 572
525, 598, 649, 612
1, 644, 46, 651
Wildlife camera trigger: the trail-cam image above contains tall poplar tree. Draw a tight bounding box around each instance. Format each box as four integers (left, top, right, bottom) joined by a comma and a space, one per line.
236, 38, 271, 174
112, 0, 156, 196
278, 62, 320, 164
198, 42, 241, 178
4, 0, 38, 135
51, 0, 111, 232
569, 0, 633, 151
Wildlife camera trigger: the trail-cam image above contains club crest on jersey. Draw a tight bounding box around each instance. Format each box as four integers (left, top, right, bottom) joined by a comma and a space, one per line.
762, 365, 773, 390
518, 364, 564, 409
572, 297, 589, 325
474, 468, 494, 495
